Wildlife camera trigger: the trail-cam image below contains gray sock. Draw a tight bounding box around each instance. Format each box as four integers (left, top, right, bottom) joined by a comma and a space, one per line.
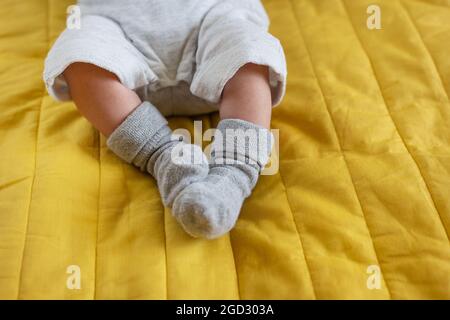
106, 102, 209, 207
172, 119, 273, 239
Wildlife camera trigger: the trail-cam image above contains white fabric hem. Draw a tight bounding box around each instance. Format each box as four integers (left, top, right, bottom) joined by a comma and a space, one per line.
191, 39, 287, 107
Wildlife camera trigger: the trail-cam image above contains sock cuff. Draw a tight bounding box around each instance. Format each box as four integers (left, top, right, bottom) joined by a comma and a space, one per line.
106, 101, 169, 163
212, 119, 274, 169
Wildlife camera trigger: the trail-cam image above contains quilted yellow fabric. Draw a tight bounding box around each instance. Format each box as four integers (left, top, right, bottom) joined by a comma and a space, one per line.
0, 0, 449, 300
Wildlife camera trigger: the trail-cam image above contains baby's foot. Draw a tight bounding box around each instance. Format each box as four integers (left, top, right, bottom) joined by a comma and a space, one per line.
107, 101, 209, 207
148, 138, 209, 206
172, 119, 273, 239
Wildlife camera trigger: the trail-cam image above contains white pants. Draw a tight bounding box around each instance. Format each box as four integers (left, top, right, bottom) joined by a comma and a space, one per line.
44, 0, 287, 116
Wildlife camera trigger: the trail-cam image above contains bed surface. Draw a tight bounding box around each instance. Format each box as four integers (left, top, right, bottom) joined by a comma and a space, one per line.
0, 0, 449, 299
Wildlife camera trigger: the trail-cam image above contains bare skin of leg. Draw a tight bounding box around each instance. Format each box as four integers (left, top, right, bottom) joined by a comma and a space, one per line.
220, 63, 272, 129
64, 62, 270, 137
63, 62, 142, 137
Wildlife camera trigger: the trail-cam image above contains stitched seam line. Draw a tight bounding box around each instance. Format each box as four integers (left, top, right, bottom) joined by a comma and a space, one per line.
16, 0, 50, 300
93, 133, 101, 299
289, 0, 393, 299
16, 93, 45, 299
228, 233, 242, 299
278, 170, 318, 299
163, 207, 169, 299
122, 162, 133, 299
400, 0, 450, 101
341, 0, 450, 245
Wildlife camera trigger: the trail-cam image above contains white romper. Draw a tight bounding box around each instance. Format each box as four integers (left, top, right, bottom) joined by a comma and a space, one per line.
44, 0, 287, 116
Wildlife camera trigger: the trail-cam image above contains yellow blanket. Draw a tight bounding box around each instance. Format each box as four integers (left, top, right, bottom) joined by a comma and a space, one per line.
0, 0, 449, 299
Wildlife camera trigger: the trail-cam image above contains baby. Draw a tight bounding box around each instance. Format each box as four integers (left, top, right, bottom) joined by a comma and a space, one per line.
44, 0, 287, 239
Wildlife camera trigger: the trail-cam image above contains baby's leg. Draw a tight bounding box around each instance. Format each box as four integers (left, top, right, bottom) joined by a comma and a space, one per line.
63, 62, 208, 207
172, 64, 275, 239
220, 63, 272, 129
64, 63, 141, 137
44, 14, 210, 208
172, 2, 287, 239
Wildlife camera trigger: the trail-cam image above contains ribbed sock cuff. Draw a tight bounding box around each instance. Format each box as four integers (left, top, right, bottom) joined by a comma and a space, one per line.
211, 119, 274, 171
106, 102, 169, 163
